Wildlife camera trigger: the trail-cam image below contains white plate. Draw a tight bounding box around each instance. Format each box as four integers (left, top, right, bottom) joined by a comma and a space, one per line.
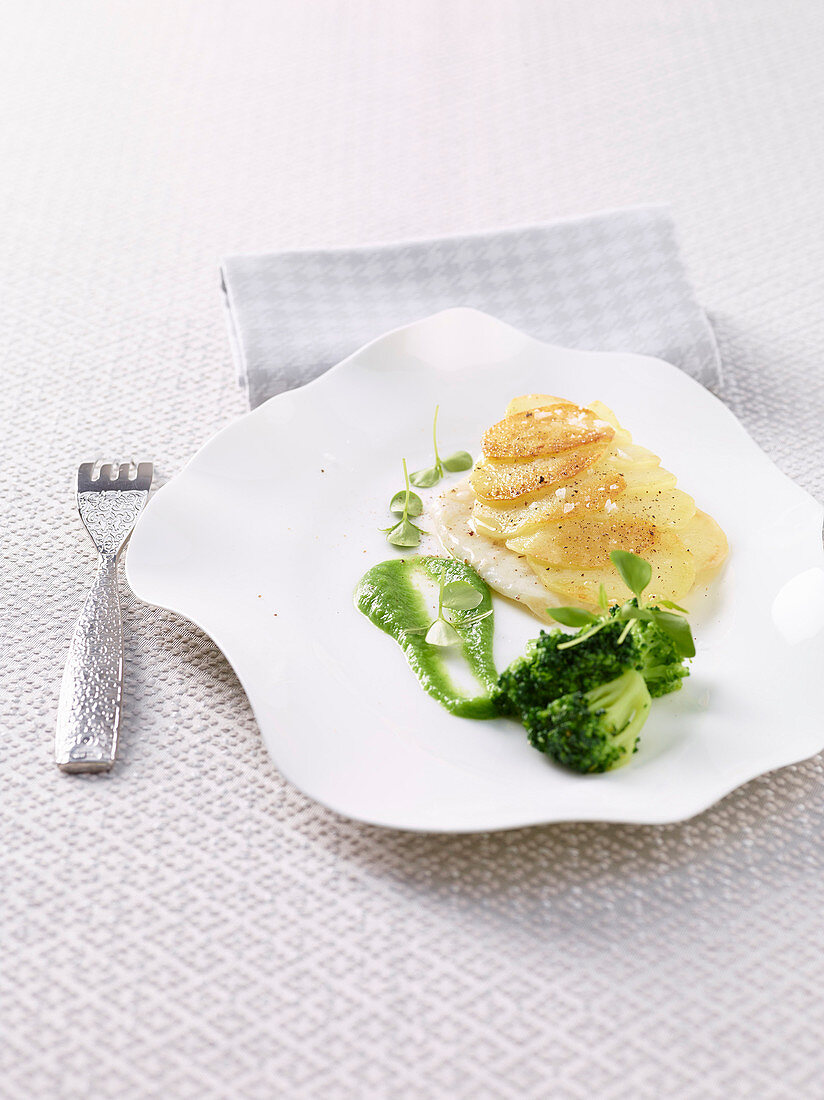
127, 308, 824, 832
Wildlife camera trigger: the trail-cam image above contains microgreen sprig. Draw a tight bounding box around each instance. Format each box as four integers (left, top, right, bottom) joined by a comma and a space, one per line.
548, 550, 695, 658
383, 458, 424, 548
409, 405, 473, 488
406, 562, 493, 646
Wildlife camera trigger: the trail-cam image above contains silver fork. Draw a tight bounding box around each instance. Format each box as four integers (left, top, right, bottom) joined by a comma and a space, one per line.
55, 461, 154, 773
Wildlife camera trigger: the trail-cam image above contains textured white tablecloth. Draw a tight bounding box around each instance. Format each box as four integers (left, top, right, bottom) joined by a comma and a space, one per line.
3, 3, 824, 1097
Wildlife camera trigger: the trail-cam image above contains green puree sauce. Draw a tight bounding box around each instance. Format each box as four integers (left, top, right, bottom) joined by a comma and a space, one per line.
355, 556, 498, 719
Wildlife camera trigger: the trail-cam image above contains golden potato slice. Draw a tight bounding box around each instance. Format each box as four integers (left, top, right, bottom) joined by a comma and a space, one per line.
507, 519, 687, 570
473, 469, 628, 538
680, 509, 729, 575
527, 549, 696, 607
609, 442, 663, 471
505, 394, 573, 416
584, 403, 636, 452
600, 488, 695, 529
476, 486, 694, 542
526, 560, 606, 607
501, 397, 636, 452
472, 457, 679, 523
482, 404, 614, 460
619, 463, 675, 491
469, 440, 611, 501
586, 400, 623, 430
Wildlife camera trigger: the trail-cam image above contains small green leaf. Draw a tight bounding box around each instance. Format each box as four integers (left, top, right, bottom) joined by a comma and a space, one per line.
610, 550, 652, 597
598, 584, 609, 612
650, 610, 695, 658
616, 605, 655, 623
658, 599, 688, 613
441, 581, 483, 611
387, 519, 422, 548
442, 450, 473, 472
548, 606, 600, 627
389, 489, 423, 517
410, 465, 441, 488
425, 618, 461, 646
461, 608, 493, 626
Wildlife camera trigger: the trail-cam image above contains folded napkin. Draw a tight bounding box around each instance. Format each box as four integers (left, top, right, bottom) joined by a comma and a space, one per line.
221, 206, 720, 409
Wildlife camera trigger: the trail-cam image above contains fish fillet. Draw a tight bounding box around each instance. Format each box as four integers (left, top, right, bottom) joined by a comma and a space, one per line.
431, 479, 560, 622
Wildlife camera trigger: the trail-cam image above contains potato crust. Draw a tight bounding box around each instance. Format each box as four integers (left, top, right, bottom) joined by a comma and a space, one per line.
447, 396, 729, 610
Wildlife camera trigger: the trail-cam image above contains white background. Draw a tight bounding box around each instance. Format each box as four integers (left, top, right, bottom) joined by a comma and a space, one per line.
3, 2, 824, 1097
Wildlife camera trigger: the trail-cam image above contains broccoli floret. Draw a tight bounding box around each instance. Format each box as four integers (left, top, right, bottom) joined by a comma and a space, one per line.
631, 616, 689, 698
493, 607, 690, 718
493, 551, 693, 771
492, 619, 634, 716
523, 669, 652, 773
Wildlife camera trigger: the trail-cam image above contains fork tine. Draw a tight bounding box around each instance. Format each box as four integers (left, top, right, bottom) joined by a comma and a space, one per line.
135, 462, 154, 491
77, 462, 95, 492
99, 462, 116, 481
118, 462, 133, 482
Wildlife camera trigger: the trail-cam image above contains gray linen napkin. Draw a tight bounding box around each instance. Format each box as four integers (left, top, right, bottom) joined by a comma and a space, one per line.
220, 206, 720, 408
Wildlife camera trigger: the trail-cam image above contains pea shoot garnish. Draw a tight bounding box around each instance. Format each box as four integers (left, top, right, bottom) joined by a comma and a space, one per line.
409, 405, 473, 488
405, 561, 493, 646
548, 549, 695, 658
383, 458, 424, 548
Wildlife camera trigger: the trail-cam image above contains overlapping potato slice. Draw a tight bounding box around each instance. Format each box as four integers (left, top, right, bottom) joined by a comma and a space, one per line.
506, 398, 641, 456
473, 467, 691, 540
504, 394, 574, 416
608, 442, 663, 471
482, 404, 613, 459
681, 510, 729, 576
526, 550, 697, 605
586, 399, 621, 428
470, 441, 611, 502
473, 468, 628, 538
507, 519, 687, 570
603, 488, 695, 527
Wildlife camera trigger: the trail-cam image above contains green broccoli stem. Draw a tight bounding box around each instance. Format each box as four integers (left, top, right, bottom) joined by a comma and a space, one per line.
586, 670, 651, 762
644, 664, 687, 681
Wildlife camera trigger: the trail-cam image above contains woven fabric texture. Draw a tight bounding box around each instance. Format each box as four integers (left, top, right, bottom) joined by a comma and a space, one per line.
2, 2, 824, 1098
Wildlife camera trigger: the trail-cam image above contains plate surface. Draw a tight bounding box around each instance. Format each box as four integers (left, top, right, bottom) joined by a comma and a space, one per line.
127, 308, 824, 832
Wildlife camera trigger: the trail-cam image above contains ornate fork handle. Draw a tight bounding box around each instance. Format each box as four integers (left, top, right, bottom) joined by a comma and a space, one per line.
55, 552, 124, 772
56, 466, 152, 772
